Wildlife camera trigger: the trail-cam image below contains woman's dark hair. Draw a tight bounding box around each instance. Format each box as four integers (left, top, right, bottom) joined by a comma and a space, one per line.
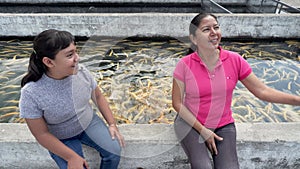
187, 13, 218, 54
21, 29, 75, 87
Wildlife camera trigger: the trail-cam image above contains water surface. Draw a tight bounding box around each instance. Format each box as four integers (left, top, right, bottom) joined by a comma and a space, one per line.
0, 37, 299, 124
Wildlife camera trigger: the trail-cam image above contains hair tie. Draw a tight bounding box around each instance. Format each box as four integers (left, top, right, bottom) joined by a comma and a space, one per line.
33, 49, 40, 60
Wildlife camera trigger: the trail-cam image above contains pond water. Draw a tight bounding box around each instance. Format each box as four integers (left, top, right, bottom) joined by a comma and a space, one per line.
0, 37, 299, 124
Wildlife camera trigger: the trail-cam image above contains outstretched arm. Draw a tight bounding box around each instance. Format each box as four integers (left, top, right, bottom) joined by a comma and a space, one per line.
241, 73, 300, 105
92, 86, 125, 147
25, 118, 89, 169
172, 78, 223, 155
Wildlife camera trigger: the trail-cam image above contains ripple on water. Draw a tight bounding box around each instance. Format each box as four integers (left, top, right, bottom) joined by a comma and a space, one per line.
0, 38, 299, 123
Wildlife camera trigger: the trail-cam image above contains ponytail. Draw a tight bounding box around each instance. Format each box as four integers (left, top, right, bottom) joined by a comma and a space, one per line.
21, 29, 75, 87
21, 51, 46, 87
187, 43, 197, 55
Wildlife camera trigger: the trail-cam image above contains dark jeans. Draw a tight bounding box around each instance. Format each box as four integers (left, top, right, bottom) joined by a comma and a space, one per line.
49, 114, 121, 169
174, 115, 239, 169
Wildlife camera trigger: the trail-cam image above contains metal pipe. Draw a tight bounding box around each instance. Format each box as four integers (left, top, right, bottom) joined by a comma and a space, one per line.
272, 0, 300, 13
207, 0, 233, 13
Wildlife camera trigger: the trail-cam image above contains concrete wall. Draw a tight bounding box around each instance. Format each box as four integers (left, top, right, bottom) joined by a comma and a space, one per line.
0, 0, 273, 5
0, 0, 205, 13
0, 0, 196, 3
0, 13, 299, 38
1, 123, 300, 169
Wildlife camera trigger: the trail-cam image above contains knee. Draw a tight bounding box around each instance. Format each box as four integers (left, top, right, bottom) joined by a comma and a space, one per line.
108, 141, 121, 156
101, 142, 121, 163
102, 152, 120, 163
103, 138, 121, 154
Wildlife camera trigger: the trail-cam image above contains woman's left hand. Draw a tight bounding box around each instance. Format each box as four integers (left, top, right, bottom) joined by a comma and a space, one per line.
108, 124, 125, 147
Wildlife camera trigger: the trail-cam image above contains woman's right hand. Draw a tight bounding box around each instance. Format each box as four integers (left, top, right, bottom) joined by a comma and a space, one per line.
200, 127, 223, 155
67, 155, 89, 169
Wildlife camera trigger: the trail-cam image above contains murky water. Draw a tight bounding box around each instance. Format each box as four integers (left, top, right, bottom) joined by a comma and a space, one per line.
0, 37, 299, 124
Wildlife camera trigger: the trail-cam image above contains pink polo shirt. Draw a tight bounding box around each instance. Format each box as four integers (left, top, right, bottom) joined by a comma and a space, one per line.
173, 47, 252, 129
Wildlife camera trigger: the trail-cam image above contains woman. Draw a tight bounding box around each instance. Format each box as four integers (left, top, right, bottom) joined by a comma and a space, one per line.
172, 13, 300, 169
19, 29, 125, 169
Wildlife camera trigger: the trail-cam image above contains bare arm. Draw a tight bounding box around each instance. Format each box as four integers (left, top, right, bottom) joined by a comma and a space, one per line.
25, 118, 89, 169
172, 78, 203, 132
241, 73, 300, 105
92, 86, 125, 147
172, 78, 223, 155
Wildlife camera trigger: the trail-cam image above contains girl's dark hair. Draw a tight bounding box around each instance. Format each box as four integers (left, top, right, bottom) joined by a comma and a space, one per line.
21, 29, 75, 87
187, 13, 218, 54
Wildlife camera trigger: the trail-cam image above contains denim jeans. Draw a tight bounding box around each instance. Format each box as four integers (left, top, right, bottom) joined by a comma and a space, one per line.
49, 114, 121, 169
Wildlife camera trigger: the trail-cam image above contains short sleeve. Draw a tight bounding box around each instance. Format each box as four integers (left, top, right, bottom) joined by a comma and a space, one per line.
173, 59, 186, 82
238, 55, 252, 80
19, 88, 43, 119
80, 64, 98, 90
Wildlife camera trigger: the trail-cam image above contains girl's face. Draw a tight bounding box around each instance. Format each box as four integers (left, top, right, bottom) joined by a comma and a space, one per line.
190, 15, 221, 51
47, 42, 79, 79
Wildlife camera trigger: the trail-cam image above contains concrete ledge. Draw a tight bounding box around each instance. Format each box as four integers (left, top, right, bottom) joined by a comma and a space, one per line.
0, 0, 275, 6
1, 123, 300, 169
0, 13, 299, 38
0, 0, 204, 3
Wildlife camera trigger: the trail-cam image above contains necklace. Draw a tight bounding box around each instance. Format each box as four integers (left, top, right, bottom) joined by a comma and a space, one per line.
199, 49, 220, 71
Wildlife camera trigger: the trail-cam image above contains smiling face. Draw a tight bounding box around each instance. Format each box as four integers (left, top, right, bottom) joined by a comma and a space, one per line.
43, 42, 80, 79
190, 15, 221, 51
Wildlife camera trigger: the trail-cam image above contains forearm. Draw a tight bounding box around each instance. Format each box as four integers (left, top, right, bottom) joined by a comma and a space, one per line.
98, 95, 116, 125
93, 87, 116, 125
242, 73, 300, 106
173, 103, 204, 133
259, 87, 300, 106
25, 118, 80, 162
35, 132, 80, 161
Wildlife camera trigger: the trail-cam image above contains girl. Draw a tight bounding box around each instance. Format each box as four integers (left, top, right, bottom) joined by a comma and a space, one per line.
19, 29, 125, 169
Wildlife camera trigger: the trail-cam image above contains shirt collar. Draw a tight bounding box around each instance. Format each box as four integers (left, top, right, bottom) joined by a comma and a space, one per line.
190, 46, 229, 62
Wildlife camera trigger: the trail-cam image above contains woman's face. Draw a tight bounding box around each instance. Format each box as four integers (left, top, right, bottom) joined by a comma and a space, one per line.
49, 42, 80, 79
190, 15, 221, 51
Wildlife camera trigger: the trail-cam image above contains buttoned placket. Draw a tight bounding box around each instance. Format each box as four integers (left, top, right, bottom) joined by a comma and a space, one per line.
200, 59, 222, 79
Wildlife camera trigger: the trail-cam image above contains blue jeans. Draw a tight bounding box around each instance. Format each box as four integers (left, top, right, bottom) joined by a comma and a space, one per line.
49, 114, 121, 169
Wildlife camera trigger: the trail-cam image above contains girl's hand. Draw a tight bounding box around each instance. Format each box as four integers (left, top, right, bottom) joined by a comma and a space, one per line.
67, 155, 89, 169
108, 124, 125, 147
200, 127, 223, 155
